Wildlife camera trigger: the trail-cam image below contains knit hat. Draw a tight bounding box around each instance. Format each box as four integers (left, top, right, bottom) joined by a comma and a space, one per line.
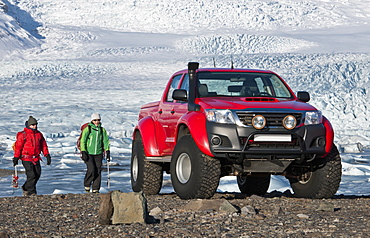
27, 116, 38, 125
91, 113, 101, 121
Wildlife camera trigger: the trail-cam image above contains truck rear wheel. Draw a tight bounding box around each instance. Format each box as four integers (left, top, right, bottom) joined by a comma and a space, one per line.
171, 135, 221, 199
131, 137, 163, 195
288, 144, 342, 198
237, 175, 271, 196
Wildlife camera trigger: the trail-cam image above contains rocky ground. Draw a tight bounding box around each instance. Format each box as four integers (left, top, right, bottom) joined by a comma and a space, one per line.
0, 190, 369, 238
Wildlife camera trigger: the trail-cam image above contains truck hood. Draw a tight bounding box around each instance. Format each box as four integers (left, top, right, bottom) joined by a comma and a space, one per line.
197, 97, 318, 111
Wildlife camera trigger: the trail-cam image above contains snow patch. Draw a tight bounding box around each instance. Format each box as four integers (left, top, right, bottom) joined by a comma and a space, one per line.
175, 34, 317, 55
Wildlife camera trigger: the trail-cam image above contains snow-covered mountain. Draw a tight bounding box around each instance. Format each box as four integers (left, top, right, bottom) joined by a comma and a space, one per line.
0, 0, 369, 197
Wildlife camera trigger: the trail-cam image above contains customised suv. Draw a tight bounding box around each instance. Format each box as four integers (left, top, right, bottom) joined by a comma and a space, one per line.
131, 62, 342, 199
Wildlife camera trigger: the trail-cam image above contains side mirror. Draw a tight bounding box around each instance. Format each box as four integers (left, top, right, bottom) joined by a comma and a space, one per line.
172, 89, 188, 101
297, 91, 310, 102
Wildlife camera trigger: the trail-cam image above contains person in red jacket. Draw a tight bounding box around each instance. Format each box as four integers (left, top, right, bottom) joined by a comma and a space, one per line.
13, 116, 51, 196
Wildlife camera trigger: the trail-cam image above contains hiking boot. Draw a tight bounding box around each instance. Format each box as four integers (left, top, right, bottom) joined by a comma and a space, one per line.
92, 190, 99, 193
22, 185, 29, 196
85, 187, 90, 193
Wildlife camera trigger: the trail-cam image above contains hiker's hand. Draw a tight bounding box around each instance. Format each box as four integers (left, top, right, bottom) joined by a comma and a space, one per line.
81, 151, 88, 162
106, 150, 110, 162
46, 154, 51, 165
13, 157, 19, 166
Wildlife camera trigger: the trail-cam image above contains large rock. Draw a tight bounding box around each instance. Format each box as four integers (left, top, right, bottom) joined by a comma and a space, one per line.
241, 205, 257, 215
184, 199, 239, 213
0, 231, 9, 238
111, 191, 148, 224
98, 192, 113, 225
317, 201, 335, 212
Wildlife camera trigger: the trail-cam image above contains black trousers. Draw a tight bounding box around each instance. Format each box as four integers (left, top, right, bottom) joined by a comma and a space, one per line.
84, 154, 103, 191
22, 160, 41, 195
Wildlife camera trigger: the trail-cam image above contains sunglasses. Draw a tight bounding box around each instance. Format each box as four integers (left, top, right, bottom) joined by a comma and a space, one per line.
93, 119, 101, 122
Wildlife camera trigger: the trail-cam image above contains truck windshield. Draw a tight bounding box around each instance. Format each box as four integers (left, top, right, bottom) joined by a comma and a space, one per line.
197, 72, 293, 98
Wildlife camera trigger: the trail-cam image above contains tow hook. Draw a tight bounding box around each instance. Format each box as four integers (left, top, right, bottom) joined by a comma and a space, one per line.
268, 155, 276, 160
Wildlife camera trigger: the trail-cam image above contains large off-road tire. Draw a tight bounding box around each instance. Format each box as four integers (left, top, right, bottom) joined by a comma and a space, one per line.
237, 175, 271, 196
288, 144, 342, 198
131, 137, 163, 195
170, 135, 221, 199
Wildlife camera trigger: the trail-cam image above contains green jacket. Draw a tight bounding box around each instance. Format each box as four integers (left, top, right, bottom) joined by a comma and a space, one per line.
80, 122, 110, 155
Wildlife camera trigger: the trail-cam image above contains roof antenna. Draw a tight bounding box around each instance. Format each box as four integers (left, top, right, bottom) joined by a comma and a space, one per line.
213, 57, 216, 68
231, 55, 234, 69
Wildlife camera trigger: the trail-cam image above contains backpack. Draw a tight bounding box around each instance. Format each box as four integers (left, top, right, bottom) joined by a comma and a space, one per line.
12, 131, 26, 151
76, 123, 90, 152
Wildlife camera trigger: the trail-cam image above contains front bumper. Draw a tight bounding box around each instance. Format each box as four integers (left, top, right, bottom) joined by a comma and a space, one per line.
207, 122, 327, 161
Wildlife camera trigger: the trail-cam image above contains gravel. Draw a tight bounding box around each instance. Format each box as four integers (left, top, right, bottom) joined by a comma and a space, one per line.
0, 192, 369, 237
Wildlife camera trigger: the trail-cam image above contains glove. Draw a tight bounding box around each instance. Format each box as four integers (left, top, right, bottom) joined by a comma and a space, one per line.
13, 157, 19, 166
81, 151, 89, 162
46, 154, 51, 165
106, 150, 110, 162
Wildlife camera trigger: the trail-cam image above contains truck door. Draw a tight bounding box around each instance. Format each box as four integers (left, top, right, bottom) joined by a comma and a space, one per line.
157, 74, 186, 154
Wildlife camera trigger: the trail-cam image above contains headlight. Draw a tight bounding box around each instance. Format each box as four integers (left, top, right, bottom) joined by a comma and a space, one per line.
252, 115, 266, 129
205, 109, 236, 124
283, 115, 297, 129
305, 111, 323, 125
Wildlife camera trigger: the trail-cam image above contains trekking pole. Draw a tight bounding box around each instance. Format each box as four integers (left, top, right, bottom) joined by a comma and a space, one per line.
107, 156, 111, 189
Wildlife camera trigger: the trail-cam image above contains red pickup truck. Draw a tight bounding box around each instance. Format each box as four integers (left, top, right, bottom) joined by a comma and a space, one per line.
131, 62, 341, 199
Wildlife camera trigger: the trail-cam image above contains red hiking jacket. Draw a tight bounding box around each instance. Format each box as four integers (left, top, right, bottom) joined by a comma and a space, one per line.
14, 127, 50, 163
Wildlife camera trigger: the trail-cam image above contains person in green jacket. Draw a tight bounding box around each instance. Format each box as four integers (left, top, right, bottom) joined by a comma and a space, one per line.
80, 113, 110, 193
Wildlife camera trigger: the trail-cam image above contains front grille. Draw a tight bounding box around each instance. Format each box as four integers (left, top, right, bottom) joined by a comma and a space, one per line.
236, 112, 302, 127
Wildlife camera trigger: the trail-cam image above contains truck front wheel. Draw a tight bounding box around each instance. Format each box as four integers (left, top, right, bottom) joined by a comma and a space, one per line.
237, 175, 271, 196
288, 144, 342, 198
171, 135, 221, 199
131, 137, 163, 195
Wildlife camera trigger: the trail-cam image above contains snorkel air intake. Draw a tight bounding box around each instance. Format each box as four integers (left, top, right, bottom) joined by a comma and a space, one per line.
188, 62, 200, 111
